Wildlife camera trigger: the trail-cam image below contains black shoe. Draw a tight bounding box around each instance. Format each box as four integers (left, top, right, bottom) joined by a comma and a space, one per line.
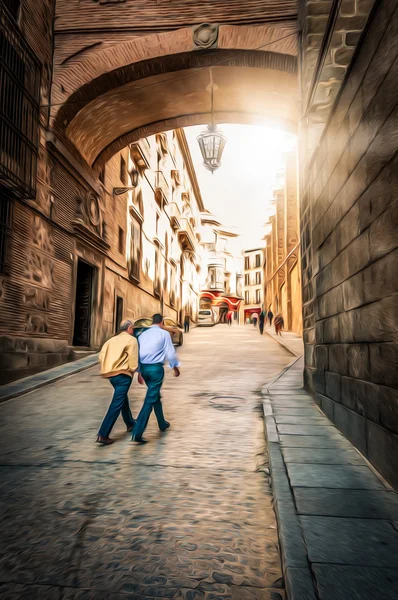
160, 421, 170, 432
132, 436, 148, 444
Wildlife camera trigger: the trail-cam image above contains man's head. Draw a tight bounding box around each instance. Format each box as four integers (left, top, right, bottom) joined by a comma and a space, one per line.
152, 313, 163, 326
119, 319, 135, 335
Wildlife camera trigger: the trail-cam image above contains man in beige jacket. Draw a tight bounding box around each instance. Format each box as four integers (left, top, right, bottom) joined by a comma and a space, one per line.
97, 319, 139, 445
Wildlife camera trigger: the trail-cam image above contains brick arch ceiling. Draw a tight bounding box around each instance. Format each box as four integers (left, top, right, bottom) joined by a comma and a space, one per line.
52, 26, 298, 168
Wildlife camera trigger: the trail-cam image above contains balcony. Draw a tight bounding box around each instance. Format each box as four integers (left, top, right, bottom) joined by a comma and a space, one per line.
154, 171, 170, 207
177, 217, 196, 252
167, 202, 181, 230
129, 138, 150, 170
0, 4, 41, 198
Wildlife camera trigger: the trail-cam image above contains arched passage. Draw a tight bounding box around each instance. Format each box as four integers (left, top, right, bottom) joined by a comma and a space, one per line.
51, 26, 299, 168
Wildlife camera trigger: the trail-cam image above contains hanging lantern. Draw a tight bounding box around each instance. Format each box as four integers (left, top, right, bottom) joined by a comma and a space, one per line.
197, 124, 227, 173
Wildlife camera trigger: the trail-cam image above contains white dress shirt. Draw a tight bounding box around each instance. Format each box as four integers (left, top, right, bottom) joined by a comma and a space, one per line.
138, 326, 180, 368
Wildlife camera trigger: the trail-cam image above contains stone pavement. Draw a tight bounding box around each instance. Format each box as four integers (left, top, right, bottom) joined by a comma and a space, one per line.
0, 325, 294, 600
262, 357, 398, 600
263, 328, 303, 359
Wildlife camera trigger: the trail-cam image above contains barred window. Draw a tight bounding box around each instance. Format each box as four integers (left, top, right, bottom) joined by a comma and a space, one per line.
0, 192, 13, 273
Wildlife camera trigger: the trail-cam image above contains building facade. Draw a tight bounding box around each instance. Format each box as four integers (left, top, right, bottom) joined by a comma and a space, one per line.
0, 112, 204, 382
264, 149, 302, 334
199, 216, 243, 322
242, 248, 264, 323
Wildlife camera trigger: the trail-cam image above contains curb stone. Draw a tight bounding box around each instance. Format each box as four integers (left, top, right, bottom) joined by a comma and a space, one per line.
262, 361, 318, 600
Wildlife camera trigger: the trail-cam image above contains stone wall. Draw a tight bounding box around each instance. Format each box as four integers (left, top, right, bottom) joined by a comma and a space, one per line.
300, 0, 398, 487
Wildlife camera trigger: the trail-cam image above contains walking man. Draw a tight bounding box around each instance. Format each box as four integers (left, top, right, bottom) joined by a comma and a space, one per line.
274, 313, 284, 336
184, 314, 190, 333
97, 319, 138, 445
259, 309, 266, 335
267, 309, 274, 327
226, 311, 233, 326
132, 314, 180, 443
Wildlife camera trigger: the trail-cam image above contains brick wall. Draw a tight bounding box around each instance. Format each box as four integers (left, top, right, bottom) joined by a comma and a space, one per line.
300, 0, 398, 487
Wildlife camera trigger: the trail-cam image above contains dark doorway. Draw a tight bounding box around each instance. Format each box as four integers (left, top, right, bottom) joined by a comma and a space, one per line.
73, 260, 94, 346
115, 296, 124, 334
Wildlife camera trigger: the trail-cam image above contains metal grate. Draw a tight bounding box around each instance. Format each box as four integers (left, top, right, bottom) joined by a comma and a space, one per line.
0, 2, 41, 198
0, 190, 13, 273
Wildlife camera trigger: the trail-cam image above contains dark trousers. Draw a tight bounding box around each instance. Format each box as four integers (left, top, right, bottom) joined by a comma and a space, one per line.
184, 322, 190, 333
98, 374, 135, 438
268, 317, 273, 326
133, 363, 167, 439
259, 321, 264, 334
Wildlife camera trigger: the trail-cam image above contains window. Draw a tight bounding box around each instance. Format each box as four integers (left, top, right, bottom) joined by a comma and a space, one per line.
245, 256, 250, 270
255, 271, 261, 285
244, 274, 249, 286
118, 227, 125, 255
255, 254, 261, 268
0, 4, 41, 198
245, 291, 250, 305
120, 155, 127, 185
256, 289, 261, 304
128, 216, 141, 281
0, 192, 13, 273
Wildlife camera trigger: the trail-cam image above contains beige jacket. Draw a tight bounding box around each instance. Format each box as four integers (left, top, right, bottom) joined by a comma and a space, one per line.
99, 332, 139, 378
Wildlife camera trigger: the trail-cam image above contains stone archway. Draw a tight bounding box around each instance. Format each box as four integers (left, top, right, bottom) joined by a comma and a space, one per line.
51, 24, 299, 168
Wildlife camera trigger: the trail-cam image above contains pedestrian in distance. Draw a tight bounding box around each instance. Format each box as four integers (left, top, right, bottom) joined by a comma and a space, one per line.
226, 310, 233, 326
267, 309, 274, 326
132, 314, 180, 444
96, 319, 138, 445
259, 309, 266, 335
252, 314, 258, 327
274, 313, 284, 336
184, 314, 190, 333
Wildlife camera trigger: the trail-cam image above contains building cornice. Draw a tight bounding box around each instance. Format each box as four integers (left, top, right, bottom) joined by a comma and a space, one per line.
175, 128, 205, 213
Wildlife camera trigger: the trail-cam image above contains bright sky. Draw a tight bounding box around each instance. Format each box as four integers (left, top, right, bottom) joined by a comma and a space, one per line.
184, 124, 296, 250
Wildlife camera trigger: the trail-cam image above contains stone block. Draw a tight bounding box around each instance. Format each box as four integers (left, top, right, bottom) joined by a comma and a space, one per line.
287, 463, 384, 489
315, 345, 329, 372
285, 567, 317, 600
341, 375, 379, 422
0, 352, 29, 370
325, 371, 341, 402
342, 230, 370, 280
328, 343, 349, 374
305, 343, 315, 367
364, 250, 398, 305
323, 316, 340, 343
294, 488, 398, 518
347, 343, 370, 379
313, 565, 398, 600
319, 393, 336, 419
280, 435, 351, 448
277, 424, 339, 436
353, 296, 398, 343
367, 421, 398, 488
303, 327, 316, 345
336, 203, 361, 252
366, 109, 398, 187
343, 271, 365, 310
307, 1, 333, 16
300, 515, 398, 566
345, 31, 361, 46
378, 385, 398, 434
335, 14, 368, 31
340, 0, 356, 14
334, 401, 367, 454
369, 343, 398, 388
369, 199, 398, 261
334, 47, 355, 66
307, 16, 330, 33
315, 320, 324, 344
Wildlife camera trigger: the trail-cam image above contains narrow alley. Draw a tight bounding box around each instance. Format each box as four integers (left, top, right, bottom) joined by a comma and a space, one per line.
0, 327, 293, 599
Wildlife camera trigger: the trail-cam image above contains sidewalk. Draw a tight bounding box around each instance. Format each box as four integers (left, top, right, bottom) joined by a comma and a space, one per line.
262, 357, 398, 600
0, 353, 98, 403
264, 326, 304, 357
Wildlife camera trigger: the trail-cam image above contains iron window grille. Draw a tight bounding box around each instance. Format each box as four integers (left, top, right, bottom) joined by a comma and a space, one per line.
0, 2, 41, 198
0, 190, 13, 273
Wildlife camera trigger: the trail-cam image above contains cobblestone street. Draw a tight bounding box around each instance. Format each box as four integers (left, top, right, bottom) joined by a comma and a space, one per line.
0, 326, 293, 600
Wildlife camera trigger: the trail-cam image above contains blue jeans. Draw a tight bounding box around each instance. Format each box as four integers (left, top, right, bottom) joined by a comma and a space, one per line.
98, 374, 135, 438
133, 364, 167, 439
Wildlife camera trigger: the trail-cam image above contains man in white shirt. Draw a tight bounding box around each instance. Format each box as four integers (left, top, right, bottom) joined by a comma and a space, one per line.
133, 313, 180, 443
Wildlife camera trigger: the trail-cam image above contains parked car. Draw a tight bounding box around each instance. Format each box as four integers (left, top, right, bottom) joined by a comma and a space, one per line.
197, 309, 216, 326
133, 316, 184, 346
